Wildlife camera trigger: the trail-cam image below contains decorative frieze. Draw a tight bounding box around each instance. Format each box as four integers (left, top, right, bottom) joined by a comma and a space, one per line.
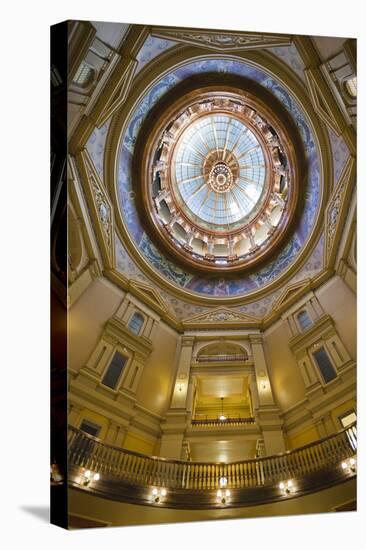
151, 27, 292, 51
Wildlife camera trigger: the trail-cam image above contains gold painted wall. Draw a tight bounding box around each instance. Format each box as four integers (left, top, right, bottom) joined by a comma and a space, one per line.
286, 425, 319, 450
68, 278, 125, 372
316, 275, 356, 359
135, 322, 178, 416
264, 321, 306, 410
123, 432, 156, 456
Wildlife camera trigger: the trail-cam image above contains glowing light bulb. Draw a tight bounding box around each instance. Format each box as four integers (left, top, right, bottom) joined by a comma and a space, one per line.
219, 477, 228, 487
84, 470, 91, 479
341, 462, 348, 470
225, 490, 231, 497
217, 490, 222, 497
152, 488, 158, 496
93, 473, 100, 481
350, 458, 356, 466
279, 482, 285, 490
219, 415, 226, 421
287, 480, 293, 488
161, 488, 167, 497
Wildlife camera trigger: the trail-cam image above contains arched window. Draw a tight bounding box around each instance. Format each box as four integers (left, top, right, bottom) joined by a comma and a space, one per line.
297, 310, 313, 332
344, 76, 357, 99
128, 312, 145, 335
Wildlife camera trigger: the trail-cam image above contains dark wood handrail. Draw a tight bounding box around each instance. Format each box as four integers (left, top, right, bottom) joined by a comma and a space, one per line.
68, 422, 356, 468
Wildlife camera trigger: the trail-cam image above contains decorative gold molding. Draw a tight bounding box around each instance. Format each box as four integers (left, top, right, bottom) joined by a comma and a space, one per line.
183, 307, 260, 329
129, 279, 169, 316
324, 156, 356, 267
104, 45, 332, 307
304, 67, 345, 136
68, 21, 96, 83
105, 316, 153, 359
289, 313, 335, 353
295, 35, 356, 150
93, 57, 138, 129
151, 26, 292, 51
273, 278, 312, 312
76, 150, 115, 269
69, 25, 149, 153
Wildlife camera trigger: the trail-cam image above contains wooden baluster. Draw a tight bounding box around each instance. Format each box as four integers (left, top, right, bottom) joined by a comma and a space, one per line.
234, 463, 238, 488
296, 449, 305, 476
259, 458, 265, 486
156, 460, 163, 487
263, 458, 271, 485
271, 456, 280, 483
247, 462, 252, 487
207, 464, 212, 490
243, 462, 248, 487
122, 452, 132, 480
193, 464, 198, 490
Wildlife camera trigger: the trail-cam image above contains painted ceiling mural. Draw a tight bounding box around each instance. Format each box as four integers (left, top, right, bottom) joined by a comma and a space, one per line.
85, 34, 350, 315
117, 57, 320, 297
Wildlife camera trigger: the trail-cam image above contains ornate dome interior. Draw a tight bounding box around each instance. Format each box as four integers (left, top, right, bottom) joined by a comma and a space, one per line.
54, 19, 357, 528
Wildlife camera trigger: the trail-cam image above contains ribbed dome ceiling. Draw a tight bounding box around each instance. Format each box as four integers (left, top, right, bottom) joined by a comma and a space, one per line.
173, 114, 266, 230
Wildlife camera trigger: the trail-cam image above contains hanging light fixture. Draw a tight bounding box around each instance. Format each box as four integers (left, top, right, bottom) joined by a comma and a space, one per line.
219, 397, 226, 421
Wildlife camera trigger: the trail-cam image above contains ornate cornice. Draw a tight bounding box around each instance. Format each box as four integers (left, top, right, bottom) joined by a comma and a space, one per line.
324, 156, 356, 267
76, 150, 115, 269
183, 307, 260, 330
104, 46, 332, 307
288, 313, 335, 354
105, 316, 153, 359
135, 77, 302, 273
151, 27, 292, 52
272, 278, 312, 312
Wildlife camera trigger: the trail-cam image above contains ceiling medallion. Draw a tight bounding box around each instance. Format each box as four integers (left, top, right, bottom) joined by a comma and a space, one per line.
136, 84, 300, 273
207, 160, 235, 194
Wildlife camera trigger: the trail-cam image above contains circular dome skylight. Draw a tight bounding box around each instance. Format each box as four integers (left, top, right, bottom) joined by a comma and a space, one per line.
134, 81, 301, 274
172, 114, 266, 231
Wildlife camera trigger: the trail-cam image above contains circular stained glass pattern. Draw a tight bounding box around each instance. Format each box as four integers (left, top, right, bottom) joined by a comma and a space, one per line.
135, 82, 301, 274
173, 114, 266, 231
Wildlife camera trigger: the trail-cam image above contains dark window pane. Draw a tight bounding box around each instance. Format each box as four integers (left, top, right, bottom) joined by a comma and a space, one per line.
80, 420, 100, 437
297, 310, 312, 331
128, 313, 144, 335
101, 352, 127, 389
313, 347, 337, 384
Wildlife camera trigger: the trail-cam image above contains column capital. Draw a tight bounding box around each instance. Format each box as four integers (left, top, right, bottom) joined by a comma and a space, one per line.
249, 333, 263, 345
182, 335, 195, 347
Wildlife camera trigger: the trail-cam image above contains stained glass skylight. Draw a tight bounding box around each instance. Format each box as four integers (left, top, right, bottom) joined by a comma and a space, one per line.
173, 114, 266, 231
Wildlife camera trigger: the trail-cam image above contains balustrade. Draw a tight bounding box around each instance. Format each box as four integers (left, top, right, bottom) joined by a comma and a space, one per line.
68, 423, 357, 491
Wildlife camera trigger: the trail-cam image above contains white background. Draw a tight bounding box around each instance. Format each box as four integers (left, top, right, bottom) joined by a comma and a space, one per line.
0, 1, 364, 548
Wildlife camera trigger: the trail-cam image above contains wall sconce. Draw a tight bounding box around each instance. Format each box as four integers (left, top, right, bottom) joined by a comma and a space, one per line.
151, 487, 167, 503
82, 470, 100, 487
219, 476, 228, 488
279, 480, 294, 495
177, 383, 184, 392
260, 380, 267, 391
219, 397, 227, 421
50, 463, 63, 485
217, 489, 231, 505
341, 457, 356, 473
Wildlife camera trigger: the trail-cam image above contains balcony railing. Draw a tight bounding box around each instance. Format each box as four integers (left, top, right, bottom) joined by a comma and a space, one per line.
191, 416, 255, 427
196, 354, 248, 363
68, 423, 357, 496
